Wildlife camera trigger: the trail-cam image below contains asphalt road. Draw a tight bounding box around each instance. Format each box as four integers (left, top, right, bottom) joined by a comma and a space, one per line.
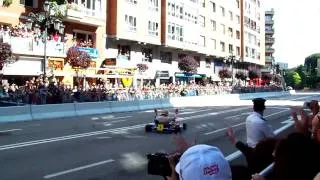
0, 93, 319, 180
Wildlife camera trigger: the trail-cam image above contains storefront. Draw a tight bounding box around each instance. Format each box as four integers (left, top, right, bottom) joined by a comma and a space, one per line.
175, 72, 206, 84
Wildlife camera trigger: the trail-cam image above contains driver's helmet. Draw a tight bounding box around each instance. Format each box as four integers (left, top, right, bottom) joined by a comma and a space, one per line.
159, 110, 169, 116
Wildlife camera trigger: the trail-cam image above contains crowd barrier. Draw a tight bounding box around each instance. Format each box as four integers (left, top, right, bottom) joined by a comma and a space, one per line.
0, 91, 294, 123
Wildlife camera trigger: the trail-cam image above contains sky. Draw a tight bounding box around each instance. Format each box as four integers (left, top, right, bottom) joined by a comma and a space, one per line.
264, 0, 320, 68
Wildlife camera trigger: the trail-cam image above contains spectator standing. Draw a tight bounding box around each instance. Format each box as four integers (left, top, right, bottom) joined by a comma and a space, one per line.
246, 98, 275, 148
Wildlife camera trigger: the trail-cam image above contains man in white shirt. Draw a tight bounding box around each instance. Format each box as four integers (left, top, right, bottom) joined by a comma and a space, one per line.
246, 98, 275, 148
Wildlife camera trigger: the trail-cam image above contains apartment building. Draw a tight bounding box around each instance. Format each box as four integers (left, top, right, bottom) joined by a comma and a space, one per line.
241, 0, 265, 68
106, 0, 246, 86
263, 8, 275, 73
0, 0, 106, 86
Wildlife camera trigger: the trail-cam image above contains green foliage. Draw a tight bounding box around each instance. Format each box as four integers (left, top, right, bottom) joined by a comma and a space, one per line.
3, 0, 13, 7
304, 53, 320, 88
292, 72, 302, 87
248, 70, 260, 80
0, 42, 18, 70
48, 0, 67, 5
305, 53, 320, 74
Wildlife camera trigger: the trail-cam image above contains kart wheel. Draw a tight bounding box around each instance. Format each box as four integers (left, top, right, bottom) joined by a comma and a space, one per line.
183, 123, 187, 130
145, 125, 152, 132
174, 127, 181, 134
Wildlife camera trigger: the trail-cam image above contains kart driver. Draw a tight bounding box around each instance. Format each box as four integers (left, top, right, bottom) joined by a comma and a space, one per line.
154, 109, 179, 124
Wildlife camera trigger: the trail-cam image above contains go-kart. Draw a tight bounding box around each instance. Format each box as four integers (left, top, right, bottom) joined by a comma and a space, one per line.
145, 109, 187, 133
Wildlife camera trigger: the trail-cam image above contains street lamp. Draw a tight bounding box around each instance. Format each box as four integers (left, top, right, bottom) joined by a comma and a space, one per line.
26, 0, 64, 81
224, 51, 238, 86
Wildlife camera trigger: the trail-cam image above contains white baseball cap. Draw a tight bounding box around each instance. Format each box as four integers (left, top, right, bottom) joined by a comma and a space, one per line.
175, 144, 232, 180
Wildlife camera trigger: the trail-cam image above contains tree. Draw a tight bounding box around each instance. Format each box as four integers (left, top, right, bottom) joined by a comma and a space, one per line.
137, 63, 148, 87
219, 69, 232, 80
248, 70, 260, 80
66, 47, 91, 69
66, 47, 91, 86
0, 42, 18, 71
304, 53, 320, 88
178, 56, 199, 73
235, 71, 247, 81
292, 72, 302, 88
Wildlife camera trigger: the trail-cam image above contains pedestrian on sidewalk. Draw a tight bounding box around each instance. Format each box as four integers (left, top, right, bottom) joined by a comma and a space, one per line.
246, 98, 275, 148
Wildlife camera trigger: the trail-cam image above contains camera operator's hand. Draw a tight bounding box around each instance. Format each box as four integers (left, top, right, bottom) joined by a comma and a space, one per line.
166, 153, 179, 180
173, 135, 194, 154
226, 127, 238, 145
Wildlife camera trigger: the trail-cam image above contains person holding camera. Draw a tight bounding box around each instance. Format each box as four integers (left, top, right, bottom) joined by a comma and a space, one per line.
246, 98, 275, 148
166, 144, 232, 180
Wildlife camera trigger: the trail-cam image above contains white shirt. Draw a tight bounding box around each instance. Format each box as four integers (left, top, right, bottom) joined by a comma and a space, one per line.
246, 112, 275, 148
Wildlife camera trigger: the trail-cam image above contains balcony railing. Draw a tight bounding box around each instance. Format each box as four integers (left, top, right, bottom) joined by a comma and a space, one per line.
265, 29, 274, 34
3, 36, 66, 57
266, 19, 274, 25
66, 3, 103, 19
266, 47, 275, 53
265, 37, 275, 44
265, 56, 274, 62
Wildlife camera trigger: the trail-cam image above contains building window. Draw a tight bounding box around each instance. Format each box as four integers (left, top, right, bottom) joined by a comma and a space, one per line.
229, 44, 233, 54
125, 15, 137, 32
236, 46, 240, 56
20, 0, 33, 7
210, 1, 216, 12
220, 42, 225, 52
229, 11, 233, 21
168, 23, 183, 42
210, 38, 216, 50
220, 24, 225, 34
200, 36, 205, 47
149, 0, 158, 11
252, 49, 256, 58
73, 31, 95, 48
199, 16, 205, 27
228, 27, 233, 38
245, 46, 249, 57
168, 2, 183, 19
160, 51, 172, 64
257, 0, 260, 7
205, 58, 211, 68
118, 45, 131, 60
236, 30, 240, 39
220, 6, 225, 17
236, 15, 240, 24
126, 0, 137, 4
210, 20, 216, 31
236, 0, 240, 8
71, 0, 102, 17
200, 0, 205, 7
148, 21, 159, 36
142, 48, 153, 62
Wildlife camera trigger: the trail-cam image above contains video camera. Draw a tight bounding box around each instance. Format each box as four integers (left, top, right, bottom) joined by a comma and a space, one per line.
147, 152, 181, 177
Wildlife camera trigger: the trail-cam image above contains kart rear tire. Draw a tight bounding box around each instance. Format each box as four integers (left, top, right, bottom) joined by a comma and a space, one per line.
183, 123, 187, 130
145, 125, 152, 132
174, 127, 181, 134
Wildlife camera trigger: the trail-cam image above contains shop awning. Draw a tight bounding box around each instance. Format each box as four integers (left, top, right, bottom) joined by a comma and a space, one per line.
175, 72, 205, 78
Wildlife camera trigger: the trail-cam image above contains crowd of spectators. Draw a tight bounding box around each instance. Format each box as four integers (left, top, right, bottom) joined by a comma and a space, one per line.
162, 100, 320, 180
0, 76, 234, 105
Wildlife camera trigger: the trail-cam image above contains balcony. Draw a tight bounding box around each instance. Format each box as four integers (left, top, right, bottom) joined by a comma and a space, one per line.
265, 10, 274, 15
3, 36, 66, 57
265, 19, 274, 25
266, 47, 275, 53
265, 37, 275, 44
64, 3, 104, 27
265, 28, 274, 34
265, 56, 274, 63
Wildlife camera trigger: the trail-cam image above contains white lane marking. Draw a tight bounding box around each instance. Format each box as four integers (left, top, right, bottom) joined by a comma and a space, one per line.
267, 107, 290, 110
91, 117, 99, 120
205, 109, 289, 135
103, 123, 112, 127
109, 119, 127, 123
281, 119, 293, 124
225, 121, 294, 162
225, 112, 251, 120
101, 115, 114, 120
43, 159, 115, 179
0, 129, 22, 133
290, 96, 312, 101
96, 136, 112, 139
102, 116, 132, 120
0, 107, 249, 151
120, 153, 148, 171
0, 124, 145, 151
180, 109, 212, 115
